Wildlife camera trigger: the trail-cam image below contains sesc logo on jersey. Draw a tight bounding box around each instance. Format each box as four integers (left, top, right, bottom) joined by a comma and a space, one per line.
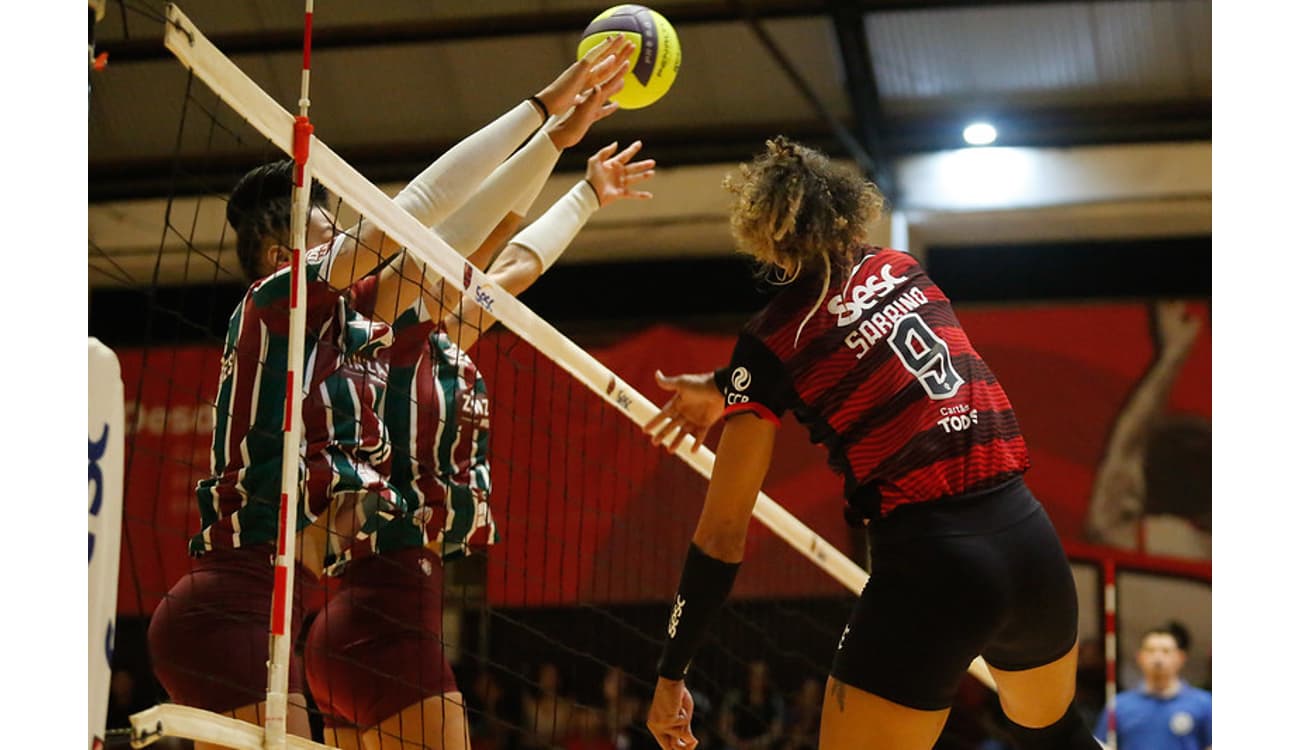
827, 262, 908, 327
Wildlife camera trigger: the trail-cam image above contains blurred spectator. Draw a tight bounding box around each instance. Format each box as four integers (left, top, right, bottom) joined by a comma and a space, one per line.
105, 669, 152, 730
566, 705, 616, 750
718, 661, 784, 750
1074, 638, 1107, 731
468, 667, 514, 750
523, 662, 574, 750
600, 667, 642, 748
1095, 622, 1211, 750
781, 678, 821, 750
688, 684, 718, 750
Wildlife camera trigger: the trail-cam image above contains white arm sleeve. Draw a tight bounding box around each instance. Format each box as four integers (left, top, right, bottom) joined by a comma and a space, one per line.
434, 126, 563, 256
512, 115, 564, 218
507, 181, 600, 273
393, 100, 543, 228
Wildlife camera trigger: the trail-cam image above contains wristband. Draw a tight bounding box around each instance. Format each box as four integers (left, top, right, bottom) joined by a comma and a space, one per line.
528, 95, 550, 120
656, 543, 740, 680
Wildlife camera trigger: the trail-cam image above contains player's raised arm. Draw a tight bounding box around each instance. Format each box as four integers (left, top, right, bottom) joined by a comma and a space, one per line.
325, 34, 635, 297
441, 139, 654, 350
647, 412, 778, 750
367, 40, 635, 324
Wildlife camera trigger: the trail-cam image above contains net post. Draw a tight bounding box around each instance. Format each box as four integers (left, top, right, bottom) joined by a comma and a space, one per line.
264, 4, 315, 749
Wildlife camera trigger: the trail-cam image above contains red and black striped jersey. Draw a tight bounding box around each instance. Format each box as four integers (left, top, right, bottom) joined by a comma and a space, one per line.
719, 246, 1029, 519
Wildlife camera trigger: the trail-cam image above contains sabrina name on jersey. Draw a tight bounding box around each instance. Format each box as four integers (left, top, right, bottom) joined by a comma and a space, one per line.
827, 262, 930, 359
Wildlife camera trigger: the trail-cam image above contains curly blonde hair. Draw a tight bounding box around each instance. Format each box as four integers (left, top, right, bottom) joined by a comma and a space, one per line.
725, 137, 886, 343
724, 136, 885, 279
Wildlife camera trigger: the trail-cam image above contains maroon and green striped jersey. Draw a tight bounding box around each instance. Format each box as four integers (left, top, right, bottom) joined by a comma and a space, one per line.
718, 246, 1029, 519
191, 242, 405, 555
340, 293, 497, 564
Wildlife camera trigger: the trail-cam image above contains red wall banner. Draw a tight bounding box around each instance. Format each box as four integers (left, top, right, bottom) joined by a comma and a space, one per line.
115, 301, 1210, 616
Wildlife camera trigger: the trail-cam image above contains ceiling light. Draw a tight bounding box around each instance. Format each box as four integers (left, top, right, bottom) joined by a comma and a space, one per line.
963, 122, 997, 146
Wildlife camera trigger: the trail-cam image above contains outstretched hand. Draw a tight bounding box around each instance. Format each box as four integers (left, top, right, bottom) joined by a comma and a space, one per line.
644, 370, 725, 453
586, 140, 655, 207
546, 76, 627, 150
647, 678, 698, 750
536, 34, 636, 117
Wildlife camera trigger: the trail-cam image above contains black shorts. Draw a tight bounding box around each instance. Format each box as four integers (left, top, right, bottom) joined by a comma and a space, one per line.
829, 476, 1078, 711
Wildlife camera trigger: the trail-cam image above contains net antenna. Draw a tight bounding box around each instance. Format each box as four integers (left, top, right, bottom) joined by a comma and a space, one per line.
264, 0, 316, 748
135, 4, 997, 746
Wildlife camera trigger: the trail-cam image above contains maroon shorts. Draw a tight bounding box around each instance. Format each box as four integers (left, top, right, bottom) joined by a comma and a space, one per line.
305, 546, 458, 729
147, 546, 310, 714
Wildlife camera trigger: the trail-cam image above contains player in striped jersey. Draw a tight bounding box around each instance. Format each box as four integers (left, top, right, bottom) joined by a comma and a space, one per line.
306, 138, 655, 750
148, 36, 636, 748
645, 138, 1099, 750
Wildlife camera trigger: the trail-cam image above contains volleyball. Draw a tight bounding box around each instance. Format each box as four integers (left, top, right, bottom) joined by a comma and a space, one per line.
578, 5, 681, 110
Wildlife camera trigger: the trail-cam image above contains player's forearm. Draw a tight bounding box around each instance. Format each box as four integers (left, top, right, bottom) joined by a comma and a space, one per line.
433, 128, 562, 255
394, 100, 544, 227
692, 418, 776, 562
508, 180, 600, 273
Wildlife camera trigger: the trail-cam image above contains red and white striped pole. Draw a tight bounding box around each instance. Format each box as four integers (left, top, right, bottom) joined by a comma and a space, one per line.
1103, 558, 1118, 750
265, 2, 314, 749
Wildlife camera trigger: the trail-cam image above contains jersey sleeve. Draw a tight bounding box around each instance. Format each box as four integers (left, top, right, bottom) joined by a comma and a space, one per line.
719, 332, 795, 426
248, 235, 352, 327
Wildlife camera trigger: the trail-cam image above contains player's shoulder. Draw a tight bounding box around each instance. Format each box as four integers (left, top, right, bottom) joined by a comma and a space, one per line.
1181, 685, 1212, 706
1113, 688, 1147, 708
246, 262, 299, 309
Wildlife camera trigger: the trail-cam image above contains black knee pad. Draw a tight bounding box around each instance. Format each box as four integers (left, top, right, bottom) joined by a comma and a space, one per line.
1005, 702, 1102, 750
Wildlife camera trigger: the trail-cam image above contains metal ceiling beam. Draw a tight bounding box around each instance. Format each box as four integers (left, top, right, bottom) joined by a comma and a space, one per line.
827, 0, 895, 199
883, 100, 1212, 153
101, 0, 827, 63
101, 0, 1172, 63
88, 99, 1209, 203
728, 0, 879, 184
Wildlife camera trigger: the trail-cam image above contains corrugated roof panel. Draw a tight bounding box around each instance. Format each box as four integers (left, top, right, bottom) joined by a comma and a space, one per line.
866, 0, 1211, 112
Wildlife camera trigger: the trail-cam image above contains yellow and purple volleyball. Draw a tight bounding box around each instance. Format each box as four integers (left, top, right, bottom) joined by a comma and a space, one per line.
578, 5, 681, 110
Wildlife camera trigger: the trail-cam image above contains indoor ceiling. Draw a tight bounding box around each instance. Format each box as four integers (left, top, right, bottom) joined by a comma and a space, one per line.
89, 0, 1211, 202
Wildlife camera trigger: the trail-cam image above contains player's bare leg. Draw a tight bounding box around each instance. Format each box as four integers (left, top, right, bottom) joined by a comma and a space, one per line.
817, 677, 948, 750
191, 697, 312, 750
987, 644, 1102, 749
364, 691, 470, 750
987, 643, 1078, 727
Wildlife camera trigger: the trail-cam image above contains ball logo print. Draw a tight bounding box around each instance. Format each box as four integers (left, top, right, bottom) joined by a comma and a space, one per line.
578, 5, 681, 110
731, 367, 751, 392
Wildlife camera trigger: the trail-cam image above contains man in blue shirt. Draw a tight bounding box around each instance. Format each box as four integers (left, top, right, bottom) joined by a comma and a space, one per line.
1096, 623, 1211, 749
